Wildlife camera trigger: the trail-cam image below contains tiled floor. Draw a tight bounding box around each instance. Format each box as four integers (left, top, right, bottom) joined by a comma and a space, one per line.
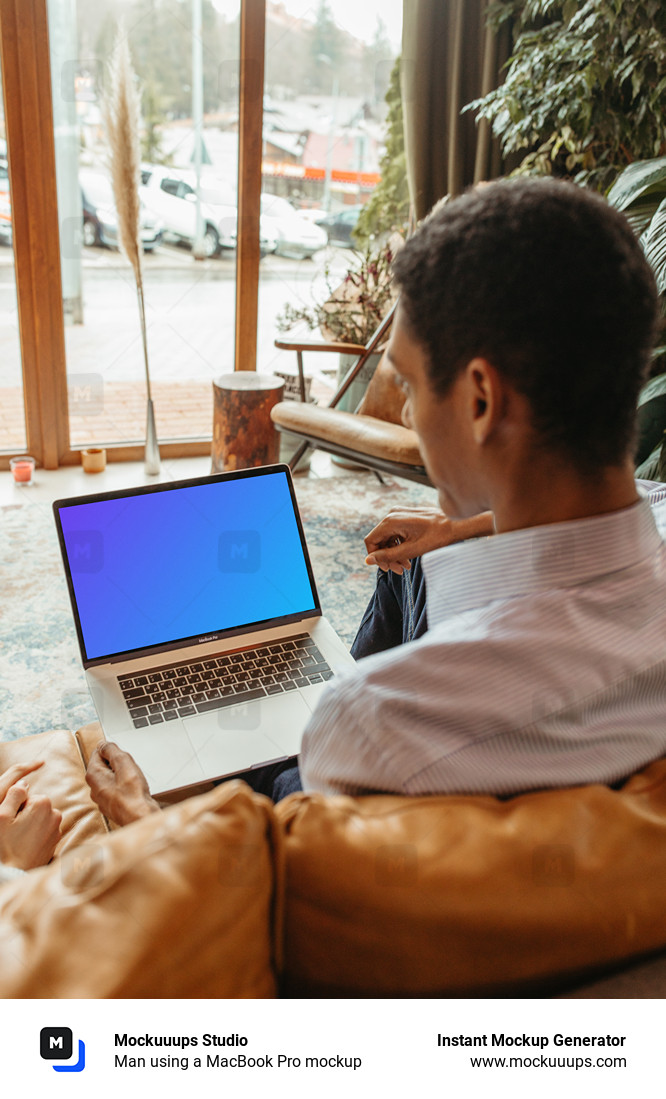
0, 374, 335, 452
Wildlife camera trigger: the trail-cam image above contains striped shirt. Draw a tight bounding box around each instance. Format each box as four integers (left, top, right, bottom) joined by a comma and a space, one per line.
300, 483, 666, 797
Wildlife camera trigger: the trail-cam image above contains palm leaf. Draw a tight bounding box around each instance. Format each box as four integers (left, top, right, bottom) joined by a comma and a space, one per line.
635, 438, 665, 481
636, 372, 666, 465
638, 371, 666, 407
641, 198, 666, 296
623, 194, 664, 238
607, 157, 666, 213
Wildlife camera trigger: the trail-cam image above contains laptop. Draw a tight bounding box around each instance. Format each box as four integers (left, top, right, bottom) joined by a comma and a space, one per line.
53, 464, 355, 795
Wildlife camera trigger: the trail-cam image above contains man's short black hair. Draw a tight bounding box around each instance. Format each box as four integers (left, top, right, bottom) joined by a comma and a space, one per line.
392, 179, 659, 470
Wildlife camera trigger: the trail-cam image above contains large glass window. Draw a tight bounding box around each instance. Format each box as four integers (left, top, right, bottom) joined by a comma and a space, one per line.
0, 73, 26, 455
256, 1, 403, 404
49, 0, 242, 449
3, 0, 403, 462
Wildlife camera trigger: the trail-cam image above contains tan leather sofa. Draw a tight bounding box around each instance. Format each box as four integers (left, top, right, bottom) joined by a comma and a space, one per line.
1, 725, 666, 998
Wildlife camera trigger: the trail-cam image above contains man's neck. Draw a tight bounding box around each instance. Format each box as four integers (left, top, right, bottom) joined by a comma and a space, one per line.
489, 457, 640, 534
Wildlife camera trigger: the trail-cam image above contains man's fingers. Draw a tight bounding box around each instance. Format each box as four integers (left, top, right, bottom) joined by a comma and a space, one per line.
364, 531, 404, 555
86, 741, 146, 813
86, 757, 112, 791
97, 740, 136, 771
366, 551, 393, 570
0, 761, 44, 802
363, 507, 439, 553
86, 746, 116, 793
95, 740, 115, 766
363, 517, 404, 554
366, 544, 416, 567
365, 529, 427, 560
90, 741, 132, 780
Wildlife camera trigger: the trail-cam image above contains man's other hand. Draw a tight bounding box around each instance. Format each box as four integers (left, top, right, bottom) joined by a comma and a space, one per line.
86, 741, 160, 827
0, 761, 62, 869
364, 506, 495, 574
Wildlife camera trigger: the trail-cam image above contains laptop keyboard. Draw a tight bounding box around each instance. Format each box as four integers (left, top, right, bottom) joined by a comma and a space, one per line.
117, 633, 334, 728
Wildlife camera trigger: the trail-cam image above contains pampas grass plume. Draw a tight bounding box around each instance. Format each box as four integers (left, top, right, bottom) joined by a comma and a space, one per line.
102, 28, 158, 469
102, 30, 143, 290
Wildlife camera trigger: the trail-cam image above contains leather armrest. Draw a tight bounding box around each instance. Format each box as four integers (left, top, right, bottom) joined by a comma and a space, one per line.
274, 339, 366, 354
0, 780, 281, 998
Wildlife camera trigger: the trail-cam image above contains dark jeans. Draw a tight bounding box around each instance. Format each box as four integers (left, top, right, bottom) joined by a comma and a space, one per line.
350, 557, 428, 659
241, 758, 305, 801
244, 560, 428, 802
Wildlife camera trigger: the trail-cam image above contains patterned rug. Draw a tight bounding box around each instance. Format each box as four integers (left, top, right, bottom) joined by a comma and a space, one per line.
0, 473, 436, 741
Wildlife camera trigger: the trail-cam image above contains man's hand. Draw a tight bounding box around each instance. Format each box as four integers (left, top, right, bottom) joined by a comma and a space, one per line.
86, 741, 160, 827
364, 506, 495, 574
0, 761, 62, 869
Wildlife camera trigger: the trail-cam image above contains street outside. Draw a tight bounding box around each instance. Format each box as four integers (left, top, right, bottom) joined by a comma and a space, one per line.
0, 240, 351, 450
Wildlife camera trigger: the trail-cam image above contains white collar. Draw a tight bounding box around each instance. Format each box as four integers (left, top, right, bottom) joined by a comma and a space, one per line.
422, 497, 663, 626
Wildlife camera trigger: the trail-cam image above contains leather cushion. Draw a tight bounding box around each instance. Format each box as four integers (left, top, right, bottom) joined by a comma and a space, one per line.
0, 730, 108, 855
276, 757, 666, 997
356, 351, 407, 425
0, 780, 281, 998
271, 401, 424, 466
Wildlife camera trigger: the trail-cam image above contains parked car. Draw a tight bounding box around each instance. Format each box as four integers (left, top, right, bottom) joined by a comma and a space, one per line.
297, 206, 328, 224
260, 194, 327, 259
80, 168, 163, 252
139, 165, 277, 258
315, 205, 364, 247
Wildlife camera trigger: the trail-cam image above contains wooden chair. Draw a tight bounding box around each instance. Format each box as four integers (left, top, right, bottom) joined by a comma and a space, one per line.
271, 302, 431, 485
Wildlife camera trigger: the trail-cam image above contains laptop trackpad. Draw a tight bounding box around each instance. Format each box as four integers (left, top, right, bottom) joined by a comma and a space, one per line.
183, 692, 310, 777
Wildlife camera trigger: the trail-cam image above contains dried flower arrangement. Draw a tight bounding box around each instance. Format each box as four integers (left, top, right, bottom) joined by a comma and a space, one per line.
102, 30, 160, 474
276, 240, 397, 347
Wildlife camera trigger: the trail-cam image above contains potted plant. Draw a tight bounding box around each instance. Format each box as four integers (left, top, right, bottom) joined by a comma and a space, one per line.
276, 240, 397, 412
607, 157, 666, 480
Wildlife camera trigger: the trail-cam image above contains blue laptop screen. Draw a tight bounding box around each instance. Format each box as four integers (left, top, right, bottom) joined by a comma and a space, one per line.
57, 470, 317, 661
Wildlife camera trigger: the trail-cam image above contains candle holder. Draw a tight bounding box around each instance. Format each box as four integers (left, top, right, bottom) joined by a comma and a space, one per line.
9, 455, 36, 485
81, 448, 107, 474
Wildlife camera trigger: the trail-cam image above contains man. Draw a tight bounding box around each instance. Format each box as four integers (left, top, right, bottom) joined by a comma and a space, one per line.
86, 178, 666, 821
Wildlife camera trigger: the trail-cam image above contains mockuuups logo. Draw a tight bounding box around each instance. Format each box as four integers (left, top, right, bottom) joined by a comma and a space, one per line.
40, 1027, 86, 1072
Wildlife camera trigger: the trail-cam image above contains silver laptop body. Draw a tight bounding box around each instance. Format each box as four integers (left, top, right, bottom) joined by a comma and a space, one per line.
53, 465, 354, 795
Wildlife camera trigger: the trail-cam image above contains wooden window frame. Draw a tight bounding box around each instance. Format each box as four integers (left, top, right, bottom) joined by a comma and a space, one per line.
0, 0, 265, 470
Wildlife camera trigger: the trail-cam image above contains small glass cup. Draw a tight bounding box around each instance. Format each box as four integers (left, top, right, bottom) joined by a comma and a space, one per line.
9, 455, 36, 485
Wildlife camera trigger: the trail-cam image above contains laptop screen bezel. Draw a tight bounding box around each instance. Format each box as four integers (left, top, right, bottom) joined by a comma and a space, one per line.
52, 464, 322, 668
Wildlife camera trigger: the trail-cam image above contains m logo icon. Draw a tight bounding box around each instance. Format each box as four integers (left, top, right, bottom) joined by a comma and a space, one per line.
40, 1027, 72, 1060
40, 1027, 86, 1072
68, 530, 104, 574
218, 530, 261, 573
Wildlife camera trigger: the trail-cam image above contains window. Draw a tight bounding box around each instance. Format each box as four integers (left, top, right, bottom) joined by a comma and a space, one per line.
160, 179, 182, 197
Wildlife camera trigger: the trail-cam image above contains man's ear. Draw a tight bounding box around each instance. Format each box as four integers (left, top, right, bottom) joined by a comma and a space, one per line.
465, 358, 502, 444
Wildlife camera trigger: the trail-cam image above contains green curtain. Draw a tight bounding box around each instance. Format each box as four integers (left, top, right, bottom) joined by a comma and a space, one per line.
401, 0, 514, 220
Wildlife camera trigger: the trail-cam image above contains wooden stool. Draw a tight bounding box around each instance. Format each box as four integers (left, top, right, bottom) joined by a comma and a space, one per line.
212, 373, 285, 473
